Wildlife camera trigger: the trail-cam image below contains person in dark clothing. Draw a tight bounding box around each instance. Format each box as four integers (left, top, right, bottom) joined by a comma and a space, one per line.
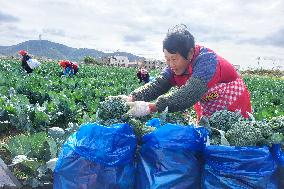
19, 50, 33, 73
137, 68, 150, 84
137, 69, 143, 83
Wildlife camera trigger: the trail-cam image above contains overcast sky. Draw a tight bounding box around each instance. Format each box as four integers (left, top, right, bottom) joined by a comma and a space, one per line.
1, 0, 284, 69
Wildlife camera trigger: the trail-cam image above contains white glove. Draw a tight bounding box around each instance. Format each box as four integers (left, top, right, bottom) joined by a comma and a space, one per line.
126, 101, 150, 117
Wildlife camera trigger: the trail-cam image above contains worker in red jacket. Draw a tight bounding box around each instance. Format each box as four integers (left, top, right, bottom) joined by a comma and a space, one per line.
117, 24, 252, 121
59, 60, 79, 76
18, 50, 33, 73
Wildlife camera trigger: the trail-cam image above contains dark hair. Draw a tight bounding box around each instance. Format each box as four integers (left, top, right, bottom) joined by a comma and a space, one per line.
163, 24, 195, 60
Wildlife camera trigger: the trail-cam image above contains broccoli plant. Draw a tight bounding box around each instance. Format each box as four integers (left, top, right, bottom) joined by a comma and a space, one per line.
2, 132, 58, 188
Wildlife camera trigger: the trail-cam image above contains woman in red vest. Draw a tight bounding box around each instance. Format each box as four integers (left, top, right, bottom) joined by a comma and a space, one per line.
121, 24, 252, 120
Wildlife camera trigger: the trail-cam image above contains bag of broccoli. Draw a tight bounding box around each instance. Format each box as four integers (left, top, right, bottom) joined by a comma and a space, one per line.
202, 145, 278, 189
135, 123, 208, 189
54, 122, 136, 189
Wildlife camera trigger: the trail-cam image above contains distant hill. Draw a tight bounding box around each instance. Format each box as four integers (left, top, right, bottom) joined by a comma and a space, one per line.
0, 40, 145, 62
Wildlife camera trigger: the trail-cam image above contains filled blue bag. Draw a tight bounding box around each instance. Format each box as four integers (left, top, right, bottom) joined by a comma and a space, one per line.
135, 123, 208, 189
271, 144, 284, 187
54, 122, 137, 189
202, 145, 278, 189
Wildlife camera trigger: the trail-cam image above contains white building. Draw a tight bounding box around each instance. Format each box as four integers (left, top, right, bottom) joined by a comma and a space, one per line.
141, 59, 166, 71
109, 56, 129, 67
127, 61, 139, 68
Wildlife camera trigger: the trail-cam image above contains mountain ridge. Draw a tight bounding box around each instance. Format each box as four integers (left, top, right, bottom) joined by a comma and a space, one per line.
0, 40, 145, 62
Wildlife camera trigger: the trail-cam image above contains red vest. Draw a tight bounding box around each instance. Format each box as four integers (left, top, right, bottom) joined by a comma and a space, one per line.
169, 46, 252, 119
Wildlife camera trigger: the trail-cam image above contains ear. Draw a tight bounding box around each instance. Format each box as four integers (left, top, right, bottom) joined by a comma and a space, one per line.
187, 48, 195, 61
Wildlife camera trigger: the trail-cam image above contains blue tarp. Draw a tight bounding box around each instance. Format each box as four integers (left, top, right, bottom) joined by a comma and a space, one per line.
54, 122, 137, 189
135, 123, 208, 189
271, 144, 284, 188
202, 145, 278, 189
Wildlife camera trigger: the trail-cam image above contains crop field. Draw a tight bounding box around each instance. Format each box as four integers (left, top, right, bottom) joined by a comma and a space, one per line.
0, 57, 283, 187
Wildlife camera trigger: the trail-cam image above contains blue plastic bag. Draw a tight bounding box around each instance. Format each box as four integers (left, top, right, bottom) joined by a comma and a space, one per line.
54, 122, 137, 189
135, 123, 208, 189
145, 118, 161, 128
271, 144, 284, 187
202, 145, 278, 189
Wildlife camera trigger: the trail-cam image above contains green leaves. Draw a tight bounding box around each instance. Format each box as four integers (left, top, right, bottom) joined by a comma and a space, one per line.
5, 132, 57, 160
244, 75, 284, 120
0, 58, 141, 132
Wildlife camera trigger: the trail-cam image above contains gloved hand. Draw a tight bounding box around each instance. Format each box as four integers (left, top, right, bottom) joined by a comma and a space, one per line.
126, 101, 151, 117
109, 95, 133, 102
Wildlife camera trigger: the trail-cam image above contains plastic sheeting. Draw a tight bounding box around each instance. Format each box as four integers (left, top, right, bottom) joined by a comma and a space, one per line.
202, 145, 278, 189
54, 122, 137, 189
135, 123, 208, 189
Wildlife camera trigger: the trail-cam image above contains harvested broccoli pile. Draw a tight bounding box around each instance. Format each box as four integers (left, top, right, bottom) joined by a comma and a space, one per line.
226, 120, 264, 146
207, 110, 284, 146
209, 110, 244, 132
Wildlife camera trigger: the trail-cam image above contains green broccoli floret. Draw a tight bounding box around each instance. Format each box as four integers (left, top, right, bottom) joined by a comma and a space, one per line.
270, 133, 284, 144
226, 120, 263, 146
269, 115, 284, 134
97, 96, 129, 123
209, 110, 244, 132
265, 116, 284, 144
250, 120, 273, 146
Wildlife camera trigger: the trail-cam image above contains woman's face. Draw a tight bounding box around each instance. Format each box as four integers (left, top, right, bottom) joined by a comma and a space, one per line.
164, 49, 190, 75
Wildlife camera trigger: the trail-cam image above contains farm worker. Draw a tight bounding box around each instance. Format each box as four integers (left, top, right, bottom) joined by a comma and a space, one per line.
18, 50, 33, 73
117, 24, 252, 120
59, 60, 79, 76
137, 68, 150, 84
